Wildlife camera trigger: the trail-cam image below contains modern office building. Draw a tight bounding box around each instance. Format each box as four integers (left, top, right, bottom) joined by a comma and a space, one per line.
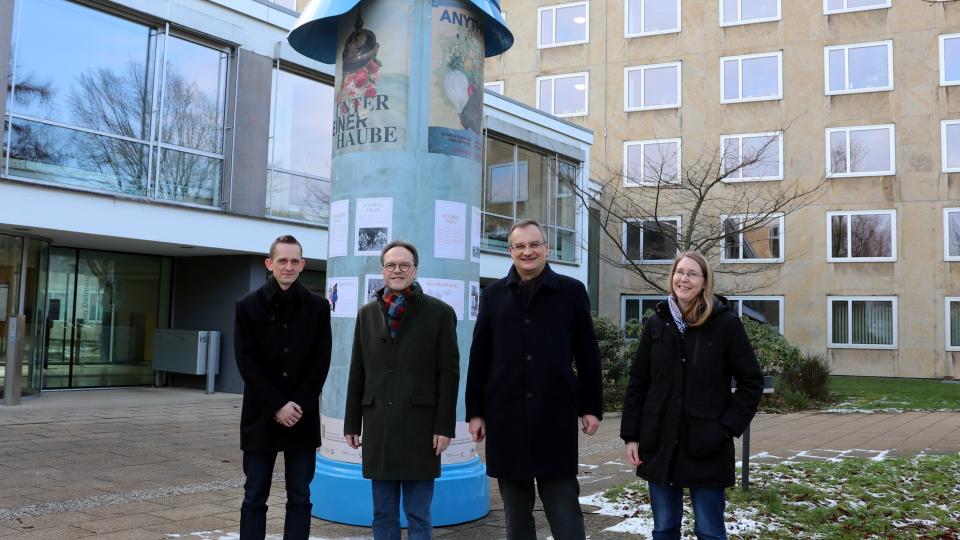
484, 0, 960, 378
0, 0, 595, 399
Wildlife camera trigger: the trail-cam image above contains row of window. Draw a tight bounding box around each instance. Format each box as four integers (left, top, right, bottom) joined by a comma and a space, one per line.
490, 35, 960, 118
623, 208, 960, 264
622, 295, 960, 351
538, 0, 894, 48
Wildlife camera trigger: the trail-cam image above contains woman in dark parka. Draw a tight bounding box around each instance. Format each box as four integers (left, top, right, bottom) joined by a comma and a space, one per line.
620, 252, 763, 540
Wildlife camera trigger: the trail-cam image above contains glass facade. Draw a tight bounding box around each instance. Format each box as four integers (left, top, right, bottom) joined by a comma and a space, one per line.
0, 234, 49, 398
3, 0, 229, 207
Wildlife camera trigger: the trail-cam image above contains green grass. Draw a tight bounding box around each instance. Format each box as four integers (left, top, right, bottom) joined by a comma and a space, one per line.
596, 455, 960, 539
829, 376, 960, 411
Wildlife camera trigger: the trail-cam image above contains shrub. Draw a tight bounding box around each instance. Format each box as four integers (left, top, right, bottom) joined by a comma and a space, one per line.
592, 315, 633, 411
741, 317, 802, 374
780, 353, 832, 402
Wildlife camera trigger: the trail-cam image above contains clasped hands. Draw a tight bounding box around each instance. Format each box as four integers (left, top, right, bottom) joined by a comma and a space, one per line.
275, 401, 302, 427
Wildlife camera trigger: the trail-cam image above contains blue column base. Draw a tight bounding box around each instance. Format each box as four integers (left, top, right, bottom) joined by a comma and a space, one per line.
310, 455, 489, 526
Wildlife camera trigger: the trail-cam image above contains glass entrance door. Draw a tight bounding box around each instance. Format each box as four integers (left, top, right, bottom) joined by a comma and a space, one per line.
0, 234, 48, 398
0, 235, 24, 397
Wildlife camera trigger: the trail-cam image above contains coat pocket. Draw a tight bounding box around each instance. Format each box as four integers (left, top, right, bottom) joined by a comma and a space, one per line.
637, 400, 664, 451
684, 409, 729, 459
361, 395, 375, 407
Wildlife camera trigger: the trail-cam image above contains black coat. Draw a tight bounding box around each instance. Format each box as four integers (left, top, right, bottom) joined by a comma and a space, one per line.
466, 264, 603, 480
235, 278, 332, 453
344, 288, 460, 480
620, 297, 763, 488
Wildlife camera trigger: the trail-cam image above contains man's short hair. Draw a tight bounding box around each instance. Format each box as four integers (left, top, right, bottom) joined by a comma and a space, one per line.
380, 240, 419, 266
507, 220, 548, 245
269, 235, 303, 258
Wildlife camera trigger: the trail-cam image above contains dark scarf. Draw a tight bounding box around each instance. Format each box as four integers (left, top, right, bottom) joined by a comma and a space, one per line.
382, 282, 420, 339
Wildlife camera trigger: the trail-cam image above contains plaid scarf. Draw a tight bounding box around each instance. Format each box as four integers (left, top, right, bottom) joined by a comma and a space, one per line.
382, 282, 419, 339
667, 295, 687, 334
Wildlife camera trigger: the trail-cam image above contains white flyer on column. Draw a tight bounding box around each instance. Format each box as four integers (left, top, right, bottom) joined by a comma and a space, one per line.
364, 274, 385, 304
355, 198, 393, 256
327, 276, 359, 318
468, 281, 480, 321
471, 206, 481, 263
328, 200, 349, 258
419, 278, 465, 320
434, 200, 466, 260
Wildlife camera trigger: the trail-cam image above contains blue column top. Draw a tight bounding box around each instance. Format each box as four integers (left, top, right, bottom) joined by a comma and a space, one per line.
287, 0, 513, 62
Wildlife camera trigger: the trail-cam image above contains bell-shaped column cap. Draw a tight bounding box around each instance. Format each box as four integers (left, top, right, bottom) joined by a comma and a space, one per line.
287, 0, 513, 63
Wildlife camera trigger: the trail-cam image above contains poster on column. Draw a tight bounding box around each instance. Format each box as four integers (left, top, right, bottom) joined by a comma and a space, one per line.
419, 278, 465, 320
333, 4, 409, 156
471, 206, 481, 262
427, 0, 484, 162
355, 198, 393, 255
364, 274, 385, 303
468, 281, 480, 321
328, 200, 349, 258
327, 276, 359, 318
434, 200, 466, 260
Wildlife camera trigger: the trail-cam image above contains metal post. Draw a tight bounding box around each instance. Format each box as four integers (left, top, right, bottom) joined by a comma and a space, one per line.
205, 330, 221, 394
4, 315, 25, 406
741, 424, 750, 491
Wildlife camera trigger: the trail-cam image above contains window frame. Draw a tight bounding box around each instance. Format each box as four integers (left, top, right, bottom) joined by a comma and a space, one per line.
823, 40, 894, 96
827, 296, 898, 350
623, 138, 682, 186
727, 295, 784, 334
537, 1, 590, 49
947, 297, 960, 352
823, 0, 891, 15
940, 34, 960, 87
945, 208, 960, 262
826, 209, 897, 263
484, 81, 505, 94
719, 51, 783, 104
720, 131, 784, 182
719, 0, 782, 27
535, 72, 590, 118
624, 62, 682, 112
824, 124, 896, 178
719, 213, 785, 264
621, 294, 665, 338
942, 120, 960, 173
621, 216, 682, 264
624, 0, 681, 38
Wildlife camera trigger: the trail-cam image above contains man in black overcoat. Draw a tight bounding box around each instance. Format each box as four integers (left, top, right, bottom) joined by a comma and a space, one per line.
466, 220, 603, 540
235, 235, 332, 540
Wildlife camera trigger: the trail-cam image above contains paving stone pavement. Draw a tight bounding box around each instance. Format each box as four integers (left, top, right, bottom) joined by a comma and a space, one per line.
1, 388, 959, 539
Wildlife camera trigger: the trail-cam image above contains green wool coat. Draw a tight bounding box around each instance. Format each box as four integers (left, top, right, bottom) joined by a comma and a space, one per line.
344, 288, 460, 480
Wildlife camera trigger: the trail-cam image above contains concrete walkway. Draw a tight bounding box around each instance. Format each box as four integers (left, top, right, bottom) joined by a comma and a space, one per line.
1, 388, 958, 539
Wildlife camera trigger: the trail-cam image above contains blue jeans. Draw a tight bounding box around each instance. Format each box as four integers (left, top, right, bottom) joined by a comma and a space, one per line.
240, 449, 316, 540
648, 482, 727, 540
371, 479, 434, 540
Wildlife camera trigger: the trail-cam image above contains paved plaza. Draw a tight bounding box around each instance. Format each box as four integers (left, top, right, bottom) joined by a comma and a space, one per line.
1, 388, 959, 539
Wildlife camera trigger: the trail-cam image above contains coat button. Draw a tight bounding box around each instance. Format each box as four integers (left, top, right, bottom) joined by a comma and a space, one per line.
524, 319, 531, 324
388, 369, 395, 374
283, 347, 290, 353
270, 316, 276, 322
282, 372, 288, 378
387, 401, 393, 406
525, 354, 533, 360
283, 323, 288, 329
525, 392, 533, 398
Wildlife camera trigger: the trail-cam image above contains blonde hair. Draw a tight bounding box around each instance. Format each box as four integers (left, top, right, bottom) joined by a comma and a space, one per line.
666, 251, 715, 327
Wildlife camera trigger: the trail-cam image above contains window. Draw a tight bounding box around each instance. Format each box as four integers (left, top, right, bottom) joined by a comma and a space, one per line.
3, 0, 229, 207
266, 69, 334, 225
824, 41, 893, 95
622, 295, 664, 338
941, 34, 960, 86
484, 81, 505, 94
536, 73, 589, 117
824, 0, 890, 15
826, 124, 895, 177
482, 137, 581, 262
625, 0, 680, 37
624, 62, 681, 111
721, 214, 784, 263
538, 2, 589, 48
947, 297, 960, 351
943, 120, 960, 173
720, 52, 782, 103
945, 208, 960, 261
828, 296, 897, 349
721, 132, 783, 181
720, 0, 780, 26
827, 210, 896, 262
727, 296, 783, 333
623, 139, 681, 186
622, 217, 680, 263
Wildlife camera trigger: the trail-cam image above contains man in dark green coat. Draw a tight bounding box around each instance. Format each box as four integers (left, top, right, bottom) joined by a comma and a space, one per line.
344, 240, 460, 540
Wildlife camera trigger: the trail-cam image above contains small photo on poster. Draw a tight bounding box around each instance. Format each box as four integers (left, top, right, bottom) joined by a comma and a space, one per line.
358, 227, 389, 253
364, 274, 385, 304
327, 276, 359, 318
469, 281, 480, 321
355, 198, 393, 256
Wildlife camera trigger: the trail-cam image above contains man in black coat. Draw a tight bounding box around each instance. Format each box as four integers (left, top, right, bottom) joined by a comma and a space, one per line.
466, 220, 603, 540
235, 235, 332, 540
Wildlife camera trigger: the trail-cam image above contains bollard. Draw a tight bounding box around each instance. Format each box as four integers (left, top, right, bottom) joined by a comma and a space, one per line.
205, 331, 221, 394
3, 315, 25, 406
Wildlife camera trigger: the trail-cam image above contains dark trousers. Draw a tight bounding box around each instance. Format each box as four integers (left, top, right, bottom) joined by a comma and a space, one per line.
371, 479, 435, 540
240, 449, 316, 540
648, 481, 727, 540
497, 476, 585, 540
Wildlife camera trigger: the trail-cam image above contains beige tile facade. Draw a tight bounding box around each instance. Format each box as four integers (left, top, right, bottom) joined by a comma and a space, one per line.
485, 0, 960, 378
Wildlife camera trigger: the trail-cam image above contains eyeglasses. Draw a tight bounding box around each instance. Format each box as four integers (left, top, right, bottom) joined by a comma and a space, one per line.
509, 241, 547, 251
673, 270, 703, 280
382, 263, 415, 272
